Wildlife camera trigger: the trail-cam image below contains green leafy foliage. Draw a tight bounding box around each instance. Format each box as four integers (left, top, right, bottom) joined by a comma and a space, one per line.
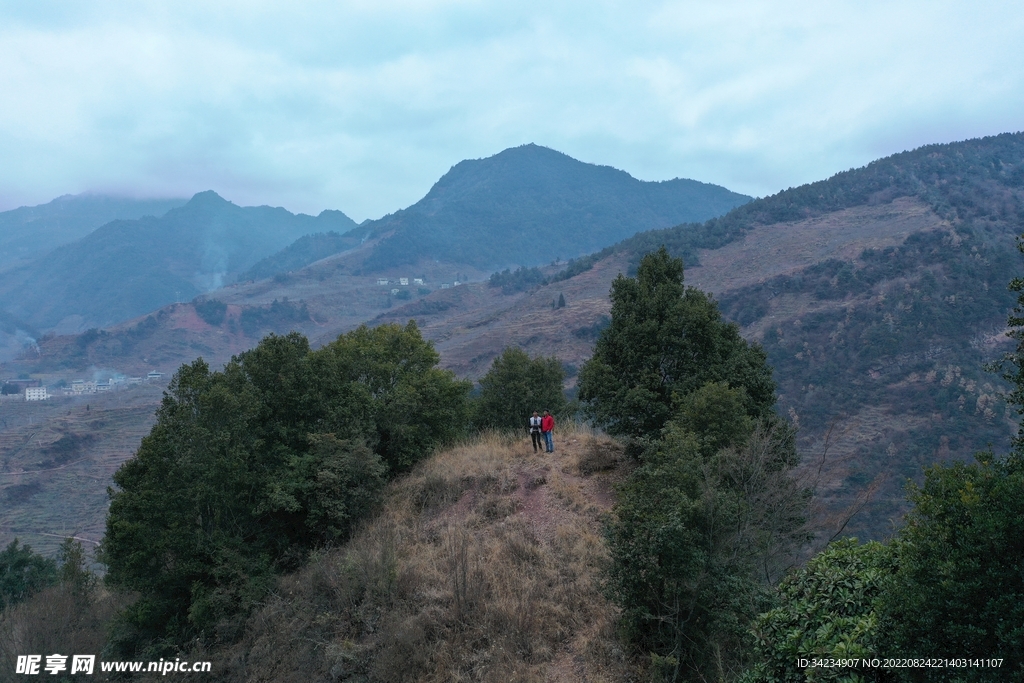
0, 540, 57, 611
876, 454, 1024, 681
745, 539, 895, 683
589, 251, 805, 680
606, 411, 805, 681
319, 322, 472, 473
101, 322, 469, 654
578, 247, 776, 439
473, 347, 567, 431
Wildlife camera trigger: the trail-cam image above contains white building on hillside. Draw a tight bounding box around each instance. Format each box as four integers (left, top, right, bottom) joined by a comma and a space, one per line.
70, 380, 96, 394
25, 387, 48, 401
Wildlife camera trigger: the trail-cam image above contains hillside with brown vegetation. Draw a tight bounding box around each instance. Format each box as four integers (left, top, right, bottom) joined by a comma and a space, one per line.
210, 426, 635, 683
5, 133, 1024, 552
1, 425, 645, 682
4, 189, 1016, 548
0, 385, 164, 556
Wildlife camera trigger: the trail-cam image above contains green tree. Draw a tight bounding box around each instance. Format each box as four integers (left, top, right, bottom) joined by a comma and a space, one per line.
745, 538, 895, 683
0, 540, 56, 611
102, 323, 469, 654
193, 298, 227, 326
865, 240, 1024, 681
876, 454, 1024, 681
587, 255, 802, 680
578, 247, 775, 439
318, 321, 472, 473
606, 384, 806, 681
474, 347, 566, 431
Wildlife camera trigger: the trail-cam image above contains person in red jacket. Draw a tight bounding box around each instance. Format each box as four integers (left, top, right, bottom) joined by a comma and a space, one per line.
541, 409, 555, 453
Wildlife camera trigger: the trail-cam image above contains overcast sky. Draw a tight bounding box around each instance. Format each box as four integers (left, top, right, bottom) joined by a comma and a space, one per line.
1, 1, 1022, 221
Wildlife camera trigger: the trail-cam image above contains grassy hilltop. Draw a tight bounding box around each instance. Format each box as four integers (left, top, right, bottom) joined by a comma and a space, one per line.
1, 426, 643, 682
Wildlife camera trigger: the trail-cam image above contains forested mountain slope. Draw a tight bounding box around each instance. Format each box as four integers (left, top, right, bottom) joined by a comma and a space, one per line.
558, 131, 1024, 279
353, 143, 750, 272
375, 133, 1024, 537
239, 227, 360, 281
558, 132, 1024, 536
0, 193, 187, 271
0, 192, 356, 333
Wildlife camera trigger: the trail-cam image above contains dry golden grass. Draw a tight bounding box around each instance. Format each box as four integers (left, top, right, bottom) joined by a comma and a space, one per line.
0, 584, 126, 681
183, 424, 639, 683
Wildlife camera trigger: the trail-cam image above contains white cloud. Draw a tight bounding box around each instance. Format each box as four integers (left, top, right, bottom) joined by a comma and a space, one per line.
0, 0, 1021, 218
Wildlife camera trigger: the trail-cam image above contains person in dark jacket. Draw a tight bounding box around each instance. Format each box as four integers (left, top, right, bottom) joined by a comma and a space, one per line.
541, 410, 555, 453
529, 411, 543, 452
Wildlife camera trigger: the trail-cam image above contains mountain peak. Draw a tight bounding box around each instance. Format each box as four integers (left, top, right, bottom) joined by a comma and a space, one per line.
186, 190, 230, 207
361, 145, 751, 271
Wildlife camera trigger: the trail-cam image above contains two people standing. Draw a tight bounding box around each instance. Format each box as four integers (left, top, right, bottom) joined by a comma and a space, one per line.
529, 409, 555, 453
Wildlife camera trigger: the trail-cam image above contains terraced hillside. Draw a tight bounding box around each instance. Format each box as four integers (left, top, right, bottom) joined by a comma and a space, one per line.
0, 385, 164, 555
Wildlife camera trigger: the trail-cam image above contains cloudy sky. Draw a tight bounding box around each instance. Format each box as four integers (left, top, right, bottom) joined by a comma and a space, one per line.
1, 1, 1022, 221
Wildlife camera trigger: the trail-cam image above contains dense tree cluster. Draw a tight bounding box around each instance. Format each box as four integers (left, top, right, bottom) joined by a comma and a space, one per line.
101, 322, 470, 654
578, 247, 775, 439
582, 249, 806, 681
745, 539, 895, 682
0, 540, 57, 611
487, 266, 545, 294
473, 347, 567, 431
192, 297, 227, 326
239, 298, 310, 336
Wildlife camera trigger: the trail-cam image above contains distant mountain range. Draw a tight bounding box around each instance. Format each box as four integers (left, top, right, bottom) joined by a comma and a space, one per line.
0, 145, 747, 337
0, 191, 356, 332
6, 132, 1024, 549
246, 144, 751, 280
0, 194, 188, 271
